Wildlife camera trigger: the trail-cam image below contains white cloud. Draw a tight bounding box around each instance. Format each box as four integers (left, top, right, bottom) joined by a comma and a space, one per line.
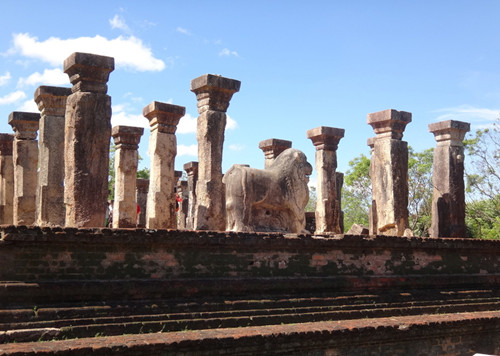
226, 115, 237, 129
176, 27, 191, 35
0, 72, 11, 86
17, 68, 68, 87
16, 99, 38, 112
228, 144, 244, 151
433, 105, 499, 125
177, 113, 197, 134
111, 104, 148, 128
177, 144, 198, 157
10, 33, 165, 72
109, 14, 130, 33
219, 48, 239, 57
0, 90, 26, 105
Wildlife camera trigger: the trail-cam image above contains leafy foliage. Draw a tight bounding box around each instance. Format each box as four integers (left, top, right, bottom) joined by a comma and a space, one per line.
342, 154, 371, 231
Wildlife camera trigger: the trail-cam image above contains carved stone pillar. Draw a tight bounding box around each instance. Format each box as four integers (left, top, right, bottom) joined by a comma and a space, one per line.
258, 138, 292, 168
191, 74, 240, 231
177, 180, 189, 229
136, 179, 149, 228
34, 86, 72, 226
0, 134, 14, 224
367, 109, 411, 236
306, 126, 345, 234
183, 161, 198, 230
8, 112, 40, 225
144, 101, 185, 229
111, 125, 143, 228
428, 120, 470, 237
63, 52, 114, 227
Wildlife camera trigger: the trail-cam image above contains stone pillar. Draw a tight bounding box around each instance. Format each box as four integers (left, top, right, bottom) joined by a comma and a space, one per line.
258, 138, 292, 168
34, 86, 72, 226
177, 180, 189, 229
136, 179, 149, 228
183, 161, 198, 230
191, 74, 240, 231
111, 125, 144, 228
367, 109, 411, 236
144, 101, 185, 229
0, 134, 14, 224
428, 120, 470, 238
63, 52, 114, 227
367, 137, 376, 234
8, 112, 40, 225
306, 126, 345, 234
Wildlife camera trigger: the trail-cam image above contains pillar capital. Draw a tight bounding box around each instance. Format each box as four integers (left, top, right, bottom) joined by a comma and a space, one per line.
143, 101, 185, 134
111, 125, 144, 150
183, 161, 199, 176
367, 109, 412, 140
175, 170, 183, 181
258, 138, 292, 160
429, 120, 470, 147
63, 52, 114, 94
190, 74, 241, 113
306, 126, 345, 151
136, 178, 149, 192
8, 112, 40, 140
0, 134, 14, 155
34, 86, 72, 117
367, 137, 376, 150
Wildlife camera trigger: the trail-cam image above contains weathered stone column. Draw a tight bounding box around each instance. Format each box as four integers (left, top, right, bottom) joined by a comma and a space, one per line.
183, 161, 198, 230
34, 86, 72, 226
0, 134, 14, 224
136, 179, 149, 228
177, 180, 189, 229
428, 120, 470, 238
258, 138, 292, 168
8, 112, 40, 225
191, 74, 240, 231
111, 125, 143, 228
144, 101, 185, 229
306, 126, 345, 234
63, 52, 114, 227
367, 109, 411, 236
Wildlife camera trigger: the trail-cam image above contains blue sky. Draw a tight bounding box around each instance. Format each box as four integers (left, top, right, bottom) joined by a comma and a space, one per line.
1, 1, 499, 186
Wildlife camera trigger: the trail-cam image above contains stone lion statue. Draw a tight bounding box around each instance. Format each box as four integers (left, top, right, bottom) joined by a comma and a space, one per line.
223, 148, 313, 233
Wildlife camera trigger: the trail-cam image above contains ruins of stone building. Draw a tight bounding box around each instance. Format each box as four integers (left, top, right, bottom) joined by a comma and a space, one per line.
0, 52, 497, 355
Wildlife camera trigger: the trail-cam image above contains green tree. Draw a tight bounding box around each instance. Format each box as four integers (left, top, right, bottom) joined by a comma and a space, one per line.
305, 186, 317, 212
464, 118, 500, 239
342, 154, 371, 231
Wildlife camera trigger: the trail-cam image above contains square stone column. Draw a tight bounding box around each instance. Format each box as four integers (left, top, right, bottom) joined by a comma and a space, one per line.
63, 52, 114, 227
183, 161, 198, 230
307, 126, 345, 234
367, 109, 411, 236
191, 74, 240, 231
428, 120, 470, 237
258, 138, 292, 168
177, 180, 189, 229
144, 101, 185, 229
34, 86, 72, 226
0, 134, 14, 224
111, 125, 144, 228
136, 178, 149, 228
8, 112, 40, 225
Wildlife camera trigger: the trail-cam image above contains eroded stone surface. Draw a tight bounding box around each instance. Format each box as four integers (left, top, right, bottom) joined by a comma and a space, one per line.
429, 120, 470, 237
177, 180, 188, 229
144, 101, 185, 229
136, 179, 149, 228
35, 86, 72, 226
368, 109, 411, 236
112, 125, 143, 228
63, 52, 114, 227
259, 138, 292, 168
0, 134, 14, 224
224, 148, 312, 233
307, 126, 345, 234
191, 74, 240, 231
183, 161, 198, 230
8, 112, 40, 225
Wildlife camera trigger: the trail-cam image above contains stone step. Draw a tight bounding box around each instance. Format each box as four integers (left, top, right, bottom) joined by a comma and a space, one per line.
1, 298, 499, 343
